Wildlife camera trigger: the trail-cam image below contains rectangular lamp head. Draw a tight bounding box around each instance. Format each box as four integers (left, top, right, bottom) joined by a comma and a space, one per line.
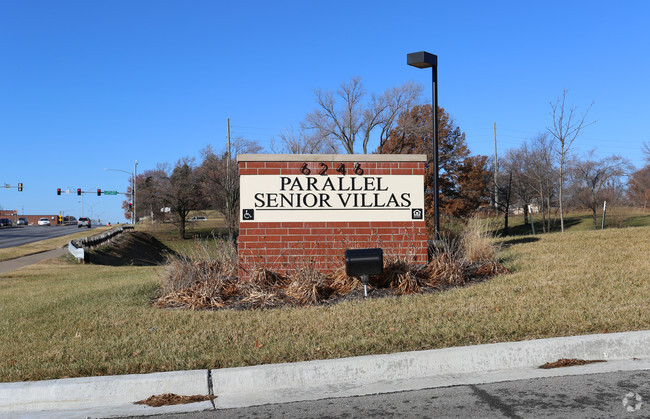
407, 51, 437, 68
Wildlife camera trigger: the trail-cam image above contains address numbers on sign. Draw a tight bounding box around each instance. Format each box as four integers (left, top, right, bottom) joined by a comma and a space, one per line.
299, 162, 363, 176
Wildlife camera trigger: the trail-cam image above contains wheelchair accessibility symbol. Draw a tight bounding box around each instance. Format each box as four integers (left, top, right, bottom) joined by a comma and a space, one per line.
242, 209, 254, 220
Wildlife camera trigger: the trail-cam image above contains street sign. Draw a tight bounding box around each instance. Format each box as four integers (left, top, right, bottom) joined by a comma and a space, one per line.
103, 190, 119, 195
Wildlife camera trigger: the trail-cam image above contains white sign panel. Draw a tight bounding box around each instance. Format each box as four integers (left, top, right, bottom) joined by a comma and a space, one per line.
240, 175, 424, 222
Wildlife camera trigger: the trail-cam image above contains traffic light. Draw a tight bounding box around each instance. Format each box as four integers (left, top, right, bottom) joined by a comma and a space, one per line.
57, 188, 61, 195
77, 188, 81, 196
18, 183, 23, 191
97, 189, 102, 196
58, 215, 62, 223
128, 202, 133, 212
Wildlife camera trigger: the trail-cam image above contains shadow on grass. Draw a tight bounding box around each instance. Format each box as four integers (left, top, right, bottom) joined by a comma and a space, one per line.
500, 236, 541, 249
495, 215, 585, 237
623, 214, 650, 228
187, 226, 231, 240
86, 232, 177, 266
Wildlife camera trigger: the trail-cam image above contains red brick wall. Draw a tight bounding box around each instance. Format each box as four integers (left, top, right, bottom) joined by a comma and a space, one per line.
238, 158, 428, 279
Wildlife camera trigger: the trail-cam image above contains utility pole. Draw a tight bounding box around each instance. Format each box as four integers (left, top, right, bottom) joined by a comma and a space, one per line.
227, 118, 231, 172
226, 118, 231, 220
133, 160, 138, 225
494, 123, 498, 210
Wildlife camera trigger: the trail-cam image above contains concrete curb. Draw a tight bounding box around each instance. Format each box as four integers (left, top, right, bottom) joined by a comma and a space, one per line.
0, 370, 210, 418
210, 329, 650, 408
1, 330, 649, 418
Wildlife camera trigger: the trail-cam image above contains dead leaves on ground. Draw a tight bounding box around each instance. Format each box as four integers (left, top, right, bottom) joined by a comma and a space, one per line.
539, 358, 606, 369
135, 393, 216, 407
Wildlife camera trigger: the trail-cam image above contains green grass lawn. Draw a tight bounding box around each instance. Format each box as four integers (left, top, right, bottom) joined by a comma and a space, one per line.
1, 224, 648, 383
136, 214, 228, 252
490, 207, 650, 236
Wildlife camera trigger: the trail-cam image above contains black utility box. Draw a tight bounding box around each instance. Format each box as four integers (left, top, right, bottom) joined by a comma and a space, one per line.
345, 248, 384, 277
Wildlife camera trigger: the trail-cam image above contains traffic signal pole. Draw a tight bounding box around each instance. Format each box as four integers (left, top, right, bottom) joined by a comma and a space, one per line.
2, 183, 23, 191
57, 188, 96, 218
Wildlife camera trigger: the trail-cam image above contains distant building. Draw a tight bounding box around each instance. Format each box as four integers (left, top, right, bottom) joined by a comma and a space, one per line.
0, 210, 69, 225
511, 204, 540, 215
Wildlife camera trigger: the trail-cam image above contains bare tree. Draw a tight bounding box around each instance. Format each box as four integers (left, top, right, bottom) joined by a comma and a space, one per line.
374, 82, 423, 153
199, 138, 261, 241
547, 89, 594, 232
305, 77, 421, 154
162, 157, 206, 239
491, 162, 513, 235
643, 142, 650, 164
502, 146, 536, 226
570, 153, 631, 229
134, 164, 170, 224
627, 165, 650, 210
271, 124, 338, 154
526, 133, 556, 233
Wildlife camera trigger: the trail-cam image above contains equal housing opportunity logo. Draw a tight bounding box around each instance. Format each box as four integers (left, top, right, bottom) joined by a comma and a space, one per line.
240, 175, 425, 223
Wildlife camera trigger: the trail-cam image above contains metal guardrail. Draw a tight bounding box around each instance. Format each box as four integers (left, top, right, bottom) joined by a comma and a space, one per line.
68, 225, 135, 262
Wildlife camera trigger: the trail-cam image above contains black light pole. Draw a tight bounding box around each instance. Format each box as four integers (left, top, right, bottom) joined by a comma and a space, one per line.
407, 51, 439, 239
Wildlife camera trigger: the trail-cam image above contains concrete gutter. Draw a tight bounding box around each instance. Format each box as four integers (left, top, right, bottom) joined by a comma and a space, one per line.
1, 330, 649, 418
69, 225, 135, 262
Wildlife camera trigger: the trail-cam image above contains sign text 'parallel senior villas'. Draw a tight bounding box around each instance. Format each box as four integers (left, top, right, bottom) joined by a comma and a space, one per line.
240, 172, 425, 223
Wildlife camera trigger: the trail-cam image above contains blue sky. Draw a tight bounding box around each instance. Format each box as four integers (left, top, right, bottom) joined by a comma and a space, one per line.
1, 0, 648, 223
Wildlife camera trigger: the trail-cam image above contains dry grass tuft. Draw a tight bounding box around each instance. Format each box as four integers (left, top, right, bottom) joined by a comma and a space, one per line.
329, 266, 362, 295
239, 289, 285, 310
425, 253, 464, 286
379, 258, 428, 294
237, 267, 288, 309
461, 215, 502, 263
154, 237, 238, 310
161, 236, 237, 293
466, 260, 510, 279
394, 270, 424, 295
286, 266, 333, 306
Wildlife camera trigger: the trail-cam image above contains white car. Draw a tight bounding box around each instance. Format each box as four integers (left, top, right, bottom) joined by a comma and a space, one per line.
37, 218, 51, 226
77, 217, 91, 228
189, 216, 208, 221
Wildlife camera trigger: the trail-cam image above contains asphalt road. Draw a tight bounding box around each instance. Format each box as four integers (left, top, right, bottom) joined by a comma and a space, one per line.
125, 369, 649, 419
0, 224, 97, 249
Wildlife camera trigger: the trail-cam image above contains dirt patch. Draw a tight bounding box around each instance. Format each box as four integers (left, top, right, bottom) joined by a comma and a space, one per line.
134, 393, 216, 407
539, 358, 606, 369
86, 232, 175, 266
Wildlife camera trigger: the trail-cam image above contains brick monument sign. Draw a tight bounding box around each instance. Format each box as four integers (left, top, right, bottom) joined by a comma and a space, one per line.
237, 154, 428, 279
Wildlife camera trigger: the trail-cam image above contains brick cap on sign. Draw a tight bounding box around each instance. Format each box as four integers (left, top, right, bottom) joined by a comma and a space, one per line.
237, 154, 428, 162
